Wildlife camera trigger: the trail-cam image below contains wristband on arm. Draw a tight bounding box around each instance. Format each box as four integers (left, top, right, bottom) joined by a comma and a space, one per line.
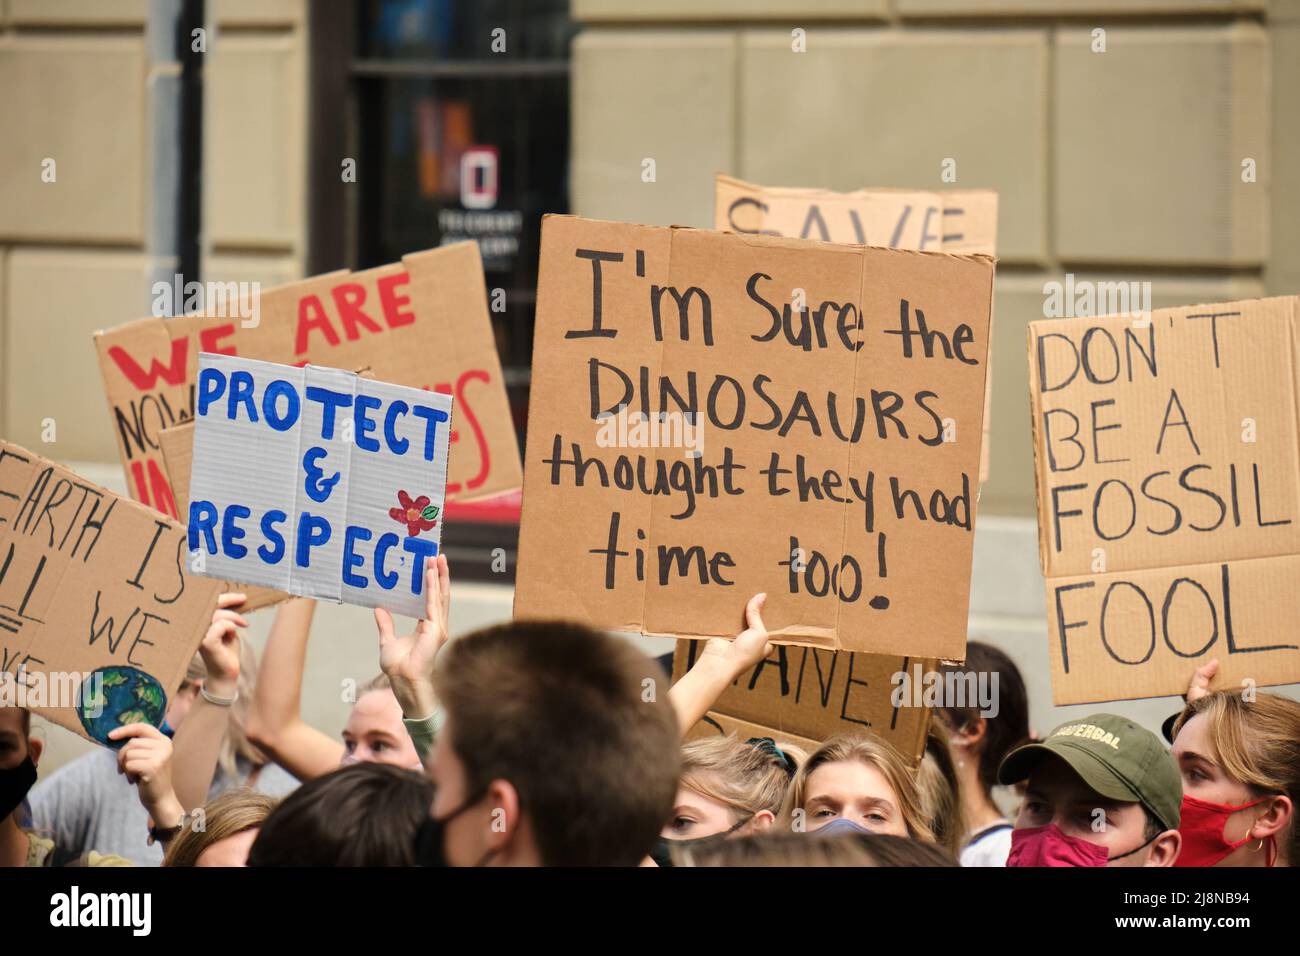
402, 707, 445, 762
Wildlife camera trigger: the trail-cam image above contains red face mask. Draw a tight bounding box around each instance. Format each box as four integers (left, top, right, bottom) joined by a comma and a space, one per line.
1175, 794, 1275, 868
1007, 823, 1157, 867
1007, 824, 1110, 867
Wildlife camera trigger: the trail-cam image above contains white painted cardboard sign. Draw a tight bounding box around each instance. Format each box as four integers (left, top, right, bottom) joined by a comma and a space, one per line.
187, 353, 453, 617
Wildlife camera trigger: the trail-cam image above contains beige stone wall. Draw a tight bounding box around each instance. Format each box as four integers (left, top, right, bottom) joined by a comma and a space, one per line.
203, 0, 308, 285
0, 0, 308, 466
0, 0, 309, 773
571, 0, 1297, 517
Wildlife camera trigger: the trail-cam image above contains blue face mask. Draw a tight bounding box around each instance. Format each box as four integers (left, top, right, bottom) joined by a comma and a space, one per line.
811, 816, 874, 838
159, 719, 176, 739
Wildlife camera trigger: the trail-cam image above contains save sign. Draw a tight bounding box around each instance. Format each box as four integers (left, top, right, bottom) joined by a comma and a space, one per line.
186, 354, 453, 617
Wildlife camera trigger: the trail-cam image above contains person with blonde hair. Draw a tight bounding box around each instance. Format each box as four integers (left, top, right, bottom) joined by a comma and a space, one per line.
917, 724, 966, 858
781, 733, 936, 842
248, 557, 455, 780
651, 733, 803, 866
163, 789, 278, 867
1170, 661, 1299, 867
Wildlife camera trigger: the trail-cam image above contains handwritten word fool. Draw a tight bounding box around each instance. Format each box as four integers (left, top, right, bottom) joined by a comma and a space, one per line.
186, 365, 450, 597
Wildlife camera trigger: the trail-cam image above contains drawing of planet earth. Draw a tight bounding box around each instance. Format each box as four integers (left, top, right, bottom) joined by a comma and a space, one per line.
76, 666, 168, 748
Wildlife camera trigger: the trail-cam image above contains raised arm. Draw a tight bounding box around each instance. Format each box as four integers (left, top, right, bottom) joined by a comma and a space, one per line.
375, 555, 450, 761
668, 592, 770, 740
169, 592, 247, 810
244, 597, 343, 780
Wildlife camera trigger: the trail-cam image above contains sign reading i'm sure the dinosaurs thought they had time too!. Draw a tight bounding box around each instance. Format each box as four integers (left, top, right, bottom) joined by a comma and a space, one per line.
514, 216, 995, 659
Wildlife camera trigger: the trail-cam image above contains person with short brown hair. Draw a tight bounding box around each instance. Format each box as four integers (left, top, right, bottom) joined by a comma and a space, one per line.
415, 619, 680, 866
1000, 714, 1182, 867
248, 763, 432, 866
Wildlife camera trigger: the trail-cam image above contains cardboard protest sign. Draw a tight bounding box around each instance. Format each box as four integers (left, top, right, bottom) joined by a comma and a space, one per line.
94, 242, 520, 520
185, 354, 453, 617
715, 174, 948, 251
671, 640, 933, 766
0, 441, 222, 744
1029, 296, 1300, 704
715, 174, 998, 484
514, 215, 994, 660
687, 711, 819, 755
714, 174, 998, 256
158, 422, 288, 613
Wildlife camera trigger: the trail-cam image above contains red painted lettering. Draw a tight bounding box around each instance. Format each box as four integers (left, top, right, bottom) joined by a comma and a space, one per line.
199, 323, 237, 356
295, 294, 340, 354
332, 283, 383, 341
109, 340, 188, 391
377, 272, 415, 328
130, 459, 177, 518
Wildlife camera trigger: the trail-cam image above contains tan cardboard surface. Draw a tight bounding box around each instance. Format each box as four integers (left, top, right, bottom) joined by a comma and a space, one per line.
684, 712, 821, 764
0, 441, 222, 742
672, 639, 933, 766
1029, 296, 1300, 703
94, 243, 521, 519
515, 215, 993, 660
715, 174, 997, 483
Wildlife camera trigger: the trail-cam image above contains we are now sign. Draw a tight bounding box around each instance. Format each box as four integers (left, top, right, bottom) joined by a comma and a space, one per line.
186, 354, 453, 617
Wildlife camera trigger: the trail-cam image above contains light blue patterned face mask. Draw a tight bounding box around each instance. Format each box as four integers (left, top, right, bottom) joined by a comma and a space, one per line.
811, 816, 873, 838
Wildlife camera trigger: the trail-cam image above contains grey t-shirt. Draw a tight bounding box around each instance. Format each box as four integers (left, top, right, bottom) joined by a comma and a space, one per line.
28, 747, 300, 866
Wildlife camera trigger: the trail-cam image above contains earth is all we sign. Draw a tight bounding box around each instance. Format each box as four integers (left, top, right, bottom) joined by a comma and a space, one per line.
186, 353, 453, 617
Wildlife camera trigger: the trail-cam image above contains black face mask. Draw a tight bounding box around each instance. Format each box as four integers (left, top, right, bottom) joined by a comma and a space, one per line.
0, 756, 37, 821
651, 816, 751, 868
413, 790, 492, 868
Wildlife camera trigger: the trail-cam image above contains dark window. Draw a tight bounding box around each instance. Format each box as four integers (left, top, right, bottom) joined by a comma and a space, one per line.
328, 0, 576, 577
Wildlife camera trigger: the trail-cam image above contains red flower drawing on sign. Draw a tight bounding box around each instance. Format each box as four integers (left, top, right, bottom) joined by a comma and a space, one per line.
389, 490, 439, 538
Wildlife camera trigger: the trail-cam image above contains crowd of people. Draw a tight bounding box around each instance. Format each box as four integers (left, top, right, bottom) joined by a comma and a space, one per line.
2, 555, 1297, 868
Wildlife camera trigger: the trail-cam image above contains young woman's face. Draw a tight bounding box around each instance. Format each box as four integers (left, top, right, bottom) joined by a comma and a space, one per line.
340, 690, 422, 769
194, 828, 259, 867
661, 783, 741, 840
1172, 713, 1260, 844
803, 759, 909, 837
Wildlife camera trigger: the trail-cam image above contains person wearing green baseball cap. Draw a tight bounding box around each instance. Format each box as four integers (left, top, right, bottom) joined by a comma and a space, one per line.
997, 713, 1182, 867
